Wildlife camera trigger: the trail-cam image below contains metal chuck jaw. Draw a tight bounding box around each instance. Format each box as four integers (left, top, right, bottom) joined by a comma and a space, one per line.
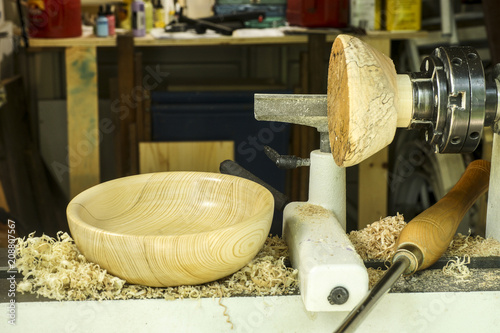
407, 46, 500, 153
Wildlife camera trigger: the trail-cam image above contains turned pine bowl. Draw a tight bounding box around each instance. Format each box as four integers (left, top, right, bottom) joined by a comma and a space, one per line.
67, 172, 274, 287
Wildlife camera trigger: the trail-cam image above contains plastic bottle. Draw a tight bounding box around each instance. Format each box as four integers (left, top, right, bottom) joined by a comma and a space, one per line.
120, 0, 132, 30
105, 4, 116, 36
132, 0, 146, 37
154, 0, 165, 28
144, 0, 154, 32
166, 0, 175, 25
96, 5, 109, 37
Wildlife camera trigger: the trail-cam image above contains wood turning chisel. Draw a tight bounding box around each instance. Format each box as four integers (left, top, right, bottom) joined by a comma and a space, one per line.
335, 159, 491, 333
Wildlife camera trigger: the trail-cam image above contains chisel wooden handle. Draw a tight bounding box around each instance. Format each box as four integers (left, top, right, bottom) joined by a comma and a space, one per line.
396, 160, 491, 273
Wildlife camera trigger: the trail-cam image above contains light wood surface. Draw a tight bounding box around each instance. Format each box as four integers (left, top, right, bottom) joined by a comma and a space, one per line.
327, 34, 399, 168
357, 148, 388, 229
29, 34, 308, 48
326, 35, 416, 228
139, 141, 234, 173
67, 172, 274, 287
28, 31, 428, 49
65, 46, 100, 198
397, 160, 490, 271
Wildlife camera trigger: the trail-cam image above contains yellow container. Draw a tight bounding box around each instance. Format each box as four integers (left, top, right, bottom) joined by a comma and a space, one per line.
386, 0, 421, 31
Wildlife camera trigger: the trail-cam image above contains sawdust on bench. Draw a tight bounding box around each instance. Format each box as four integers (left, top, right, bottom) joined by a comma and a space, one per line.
352, 214, 500, 288
348, 213, 406, 262
15, 214, 500, 298
15, 232, 298, 301
297, 203, 330, 218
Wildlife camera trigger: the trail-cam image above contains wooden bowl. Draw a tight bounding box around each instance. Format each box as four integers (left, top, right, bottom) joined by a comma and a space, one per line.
67, 172, 274, 287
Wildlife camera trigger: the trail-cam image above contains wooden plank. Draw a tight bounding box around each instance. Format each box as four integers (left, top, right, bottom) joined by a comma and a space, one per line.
28, 35, 309, 48
357, 147, 389, 229
139, 141, 234, 174
27, 31, 428, 49
65, 46, 100, 198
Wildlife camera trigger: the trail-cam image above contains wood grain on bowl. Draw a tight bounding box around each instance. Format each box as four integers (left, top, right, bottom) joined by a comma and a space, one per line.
67, 172, 274, 287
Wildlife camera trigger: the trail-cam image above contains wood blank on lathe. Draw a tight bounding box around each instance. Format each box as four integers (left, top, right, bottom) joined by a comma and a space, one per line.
327, 34, 412, 167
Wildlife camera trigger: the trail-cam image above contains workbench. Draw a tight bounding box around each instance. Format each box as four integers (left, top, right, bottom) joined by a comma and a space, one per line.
2, 292, 500, 332
28, 30, 427, 227
1, 248, 499, 333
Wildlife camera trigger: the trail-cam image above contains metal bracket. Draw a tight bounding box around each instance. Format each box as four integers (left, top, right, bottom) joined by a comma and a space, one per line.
254, 94, 328, 133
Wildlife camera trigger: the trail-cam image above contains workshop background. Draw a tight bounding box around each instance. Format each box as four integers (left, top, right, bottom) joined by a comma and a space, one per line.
0, 0, 497, 243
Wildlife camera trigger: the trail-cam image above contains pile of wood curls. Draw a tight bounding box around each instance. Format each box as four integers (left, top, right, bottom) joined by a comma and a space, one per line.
15, 232, 298, 301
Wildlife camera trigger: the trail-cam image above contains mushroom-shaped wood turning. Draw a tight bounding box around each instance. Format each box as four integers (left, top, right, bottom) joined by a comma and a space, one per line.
67, 172, 274, 287
328, 34, 413, 167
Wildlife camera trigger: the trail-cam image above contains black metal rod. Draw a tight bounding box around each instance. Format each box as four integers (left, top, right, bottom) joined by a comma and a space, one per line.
16, 0, 29, 47
334, 256, 410, 333
263, 146, 310, 169
219, 160, 289, 211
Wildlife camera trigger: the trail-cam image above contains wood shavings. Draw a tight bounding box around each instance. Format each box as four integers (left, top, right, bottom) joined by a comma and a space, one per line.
445, 232, 500, 257
348, 213, 406, 261
218, 298, 233, 330
353, 215, 500, 290
297, 203, 330, 218
15, 232, 298, 302
442, 255, 471, 282
15, 232, 125, 301
367, 267, 386, 289
350, 215, 500, 262
483, 271, 500, 282
477, 271, 500, 290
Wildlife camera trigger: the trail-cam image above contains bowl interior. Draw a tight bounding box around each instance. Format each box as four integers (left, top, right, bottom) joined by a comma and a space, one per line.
68, 172, 272, 236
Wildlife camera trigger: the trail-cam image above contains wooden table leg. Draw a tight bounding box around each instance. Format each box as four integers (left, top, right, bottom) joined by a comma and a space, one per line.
357, 38, 391, 229
65, 46, 100, 198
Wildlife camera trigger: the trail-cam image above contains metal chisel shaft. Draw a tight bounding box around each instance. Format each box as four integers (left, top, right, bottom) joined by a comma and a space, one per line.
334, 160, 491, 332
334, 256, 410, 333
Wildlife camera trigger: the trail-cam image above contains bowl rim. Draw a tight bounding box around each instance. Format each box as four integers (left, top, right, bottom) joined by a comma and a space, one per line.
67, 171, 275, 240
